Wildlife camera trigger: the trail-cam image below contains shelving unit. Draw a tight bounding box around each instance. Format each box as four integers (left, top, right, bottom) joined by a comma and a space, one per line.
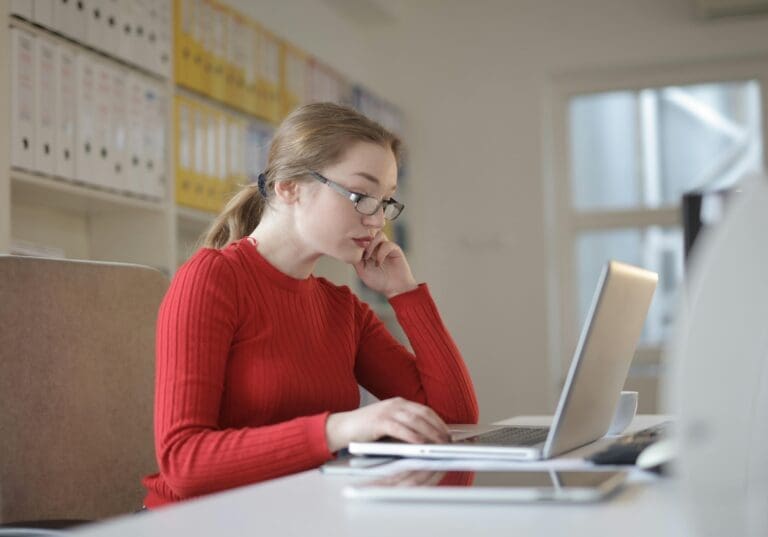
1, 0, 407, 314
1, 3, 178, 274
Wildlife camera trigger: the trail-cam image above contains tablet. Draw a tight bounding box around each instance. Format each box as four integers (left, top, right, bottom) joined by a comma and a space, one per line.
343, 469, 627, 503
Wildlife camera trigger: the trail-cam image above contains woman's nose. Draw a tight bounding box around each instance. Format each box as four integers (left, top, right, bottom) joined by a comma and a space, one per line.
362, 205, 385, 228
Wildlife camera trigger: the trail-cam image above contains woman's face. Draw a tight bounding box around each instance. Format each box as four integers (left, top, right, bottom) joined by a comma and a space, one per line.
294, 141, 399, 265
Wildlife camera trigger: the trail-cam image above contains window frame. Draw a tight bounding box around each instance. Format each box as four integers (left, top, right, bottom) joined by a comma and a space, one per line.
543, 58, 768, 394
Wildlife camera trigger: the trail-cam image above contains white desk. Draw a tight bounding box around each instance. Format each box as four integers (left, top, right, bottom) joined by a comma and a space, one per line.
75, 416, 694, 537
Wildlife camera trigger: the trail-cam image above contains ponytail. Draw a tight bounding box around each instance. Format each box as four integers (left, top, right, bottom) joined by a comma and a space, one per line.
202, 184, 265, 249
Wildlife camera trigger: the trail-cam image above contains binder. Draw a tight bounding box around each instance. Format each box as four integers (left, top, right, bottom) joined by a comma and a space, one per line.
93, 58, 114, 190
109, 65, 129, 193
191, 100, 207, 209
55, 43, 77, 181
209, 2, 227, 102
227, 11, 248, 111
117, 0, 135, 65
197, 0, 214, 97
243, 19, 258, 116
102, 0, 122, 59
132, 0, 152, 73
32, 0, 55, 30
126, 73, 146, 196
257, 28, 281, 123
85, 0, 105, 52
155, 0, 173, 78
189, 0, 206, 93
204, 104, 218, 211
226, 114, 247, 192
10, 28, 36, 172
245, 121, 272, 187
215, 110, 229, 210
142, 80, 167, 200
10, 0, 33, 20
152, 83, 169, 200
144, 0, 169, 77
174, 96, 195, 207
75, 52, 97, 187
265, 34, 283, 123
34, 36, 58, 176
174, 0, 195, 89
280, 43, 307, 119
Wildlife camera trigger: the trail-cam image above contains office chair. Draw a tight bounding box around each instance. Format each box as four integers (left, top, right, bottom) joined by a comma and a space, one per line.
0, 256, 169, 530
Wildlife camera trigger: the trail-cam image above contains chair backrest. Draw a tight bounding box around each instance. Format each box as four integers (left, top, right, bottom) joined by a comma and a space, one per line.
0, 256, 169, 523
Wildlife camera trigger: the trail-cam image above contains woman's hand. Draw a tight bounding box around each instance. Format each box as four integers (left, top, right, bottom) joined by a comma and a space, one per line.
325, 397, 451, 453
353, 230, 417, 298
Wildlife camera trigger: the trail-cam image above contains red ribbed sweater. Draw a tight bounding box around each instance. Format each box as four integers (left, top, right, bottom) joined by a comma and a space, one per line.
142, 238, 479, 507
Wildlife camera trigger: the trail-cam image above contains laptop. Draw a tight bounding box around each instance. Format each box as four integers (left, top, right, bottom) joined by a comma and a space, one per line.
349, 260, 658, 461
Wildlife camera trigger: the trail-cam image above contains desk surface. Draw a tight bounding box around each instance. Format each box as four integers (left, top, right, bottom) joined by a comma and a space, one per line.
75, 416, 693, 537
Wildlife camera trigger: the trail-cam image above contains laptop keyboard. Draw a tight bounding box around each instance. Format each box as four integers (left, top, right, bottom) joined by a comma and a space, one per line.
459, 426, 550, 446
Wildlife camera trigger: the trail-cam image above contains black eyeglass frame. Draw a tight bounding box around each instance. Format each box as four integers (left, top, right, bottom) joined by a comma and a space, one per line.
308, 171, 405, 220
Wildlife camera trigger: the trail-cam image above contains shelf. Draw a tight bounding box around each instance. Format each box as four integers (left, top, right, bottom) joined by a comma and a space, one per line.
10, 169, 166, 215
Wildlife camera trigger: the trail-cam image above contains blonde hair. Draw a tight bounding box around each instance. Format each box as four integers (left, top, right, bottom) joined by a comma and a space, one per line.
202, 102, 402, 249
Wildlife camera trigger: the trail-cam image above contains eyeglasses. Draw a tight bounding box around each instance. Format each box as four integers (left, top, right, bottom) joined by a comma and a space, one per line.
309, 171, 405, 221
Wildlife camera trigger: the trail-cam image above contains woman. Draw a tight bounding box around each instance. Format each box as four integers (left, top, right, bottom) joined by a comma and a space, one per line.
142, 102, 478, 507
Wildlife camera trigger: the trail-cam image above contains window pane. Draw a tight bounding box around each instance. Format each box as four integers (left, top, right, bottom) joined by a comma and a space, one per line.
570, 92, 640, 210
569, 81, 763, 210
658, 81, 763, 204
576, 227, 684, 346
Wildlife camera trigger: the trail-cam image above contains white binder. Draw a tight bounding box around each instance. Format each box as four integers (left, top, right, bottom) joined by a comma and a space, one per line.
32, 0, 55, 30
75, 52, 97, 187
102, 0, 122, 59
126, 74, 146, 196
10, 0, 33, 20
118, 0, 136, 66
10, 28, 36, 172
55, 44, 77, 181
155, 0, 172, 78
132, 0, 151, 73
85, 0, 105, 52
93, 58, 114, 190
142, 80, 167, 199
109, 65, 128, 193
34, 36, 58, 176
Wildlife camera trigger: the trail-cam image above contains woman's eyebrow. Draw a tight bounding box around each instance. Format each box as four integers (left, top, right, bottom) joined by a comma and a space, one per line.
354, 172, 397, 192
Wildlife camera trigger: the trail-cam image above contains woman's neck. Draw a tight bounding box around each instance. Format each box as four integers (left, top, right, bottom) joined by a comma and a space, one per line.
248, 219, 319, 279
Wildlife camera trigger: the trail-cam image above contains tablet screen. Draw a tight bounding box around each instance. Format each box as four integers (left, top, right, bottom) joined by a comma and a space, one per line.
368, 470, 623, 488
344, 470, 627, 502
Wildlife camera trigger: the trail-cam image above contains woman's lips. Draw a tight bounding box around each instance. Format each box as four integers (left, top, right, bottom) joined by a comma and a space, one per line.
352, 238, 371, 248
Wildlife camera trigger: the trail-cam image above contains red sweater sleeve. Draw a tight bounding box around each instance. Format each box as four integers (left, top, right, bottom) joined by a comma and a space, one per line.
151, 250, 332, 501
353, 283, 479, 424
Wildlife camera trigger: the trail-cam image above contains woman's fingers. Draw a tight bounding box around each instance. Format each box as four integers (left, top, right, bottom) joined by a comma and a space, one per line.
379, 398, 451, 444
363, 231, 386, 260
383, 420, 427, 444
393, 408, 450, 444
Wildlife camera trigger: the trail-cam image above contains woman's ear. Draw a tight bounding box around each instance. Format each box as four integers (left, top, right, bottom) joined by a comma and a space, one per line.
273, 180, 300, 204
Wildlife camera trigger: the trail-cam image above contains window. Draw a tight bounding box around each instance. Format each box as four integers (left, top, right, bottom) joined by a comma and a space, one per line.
569, 81, 762, 347
547, 66, 767, 392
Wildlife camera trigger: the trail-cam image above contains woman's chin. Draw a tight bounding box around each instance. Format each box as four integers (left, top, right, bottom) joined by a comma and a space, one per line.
326, 247, 363, 266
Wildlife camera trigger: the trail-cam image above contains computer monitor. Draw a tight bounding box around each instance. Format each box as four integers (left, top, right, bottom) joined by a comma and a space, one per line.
681, 189, 735, 261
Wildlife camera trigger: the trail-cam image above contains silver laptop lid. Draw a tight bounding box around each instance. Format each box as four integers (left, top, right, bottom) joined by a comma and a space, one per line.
542, 261, 658, 458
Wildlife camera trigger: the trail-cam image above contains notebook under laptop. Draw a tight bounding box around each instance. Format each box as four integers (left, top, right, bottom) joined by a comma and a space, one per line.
349, 260, 658, 461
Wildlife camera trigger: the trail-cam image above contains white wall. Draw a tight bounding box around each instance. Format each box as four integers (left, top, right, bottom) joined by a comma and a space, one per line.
230, 0, 768, 420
